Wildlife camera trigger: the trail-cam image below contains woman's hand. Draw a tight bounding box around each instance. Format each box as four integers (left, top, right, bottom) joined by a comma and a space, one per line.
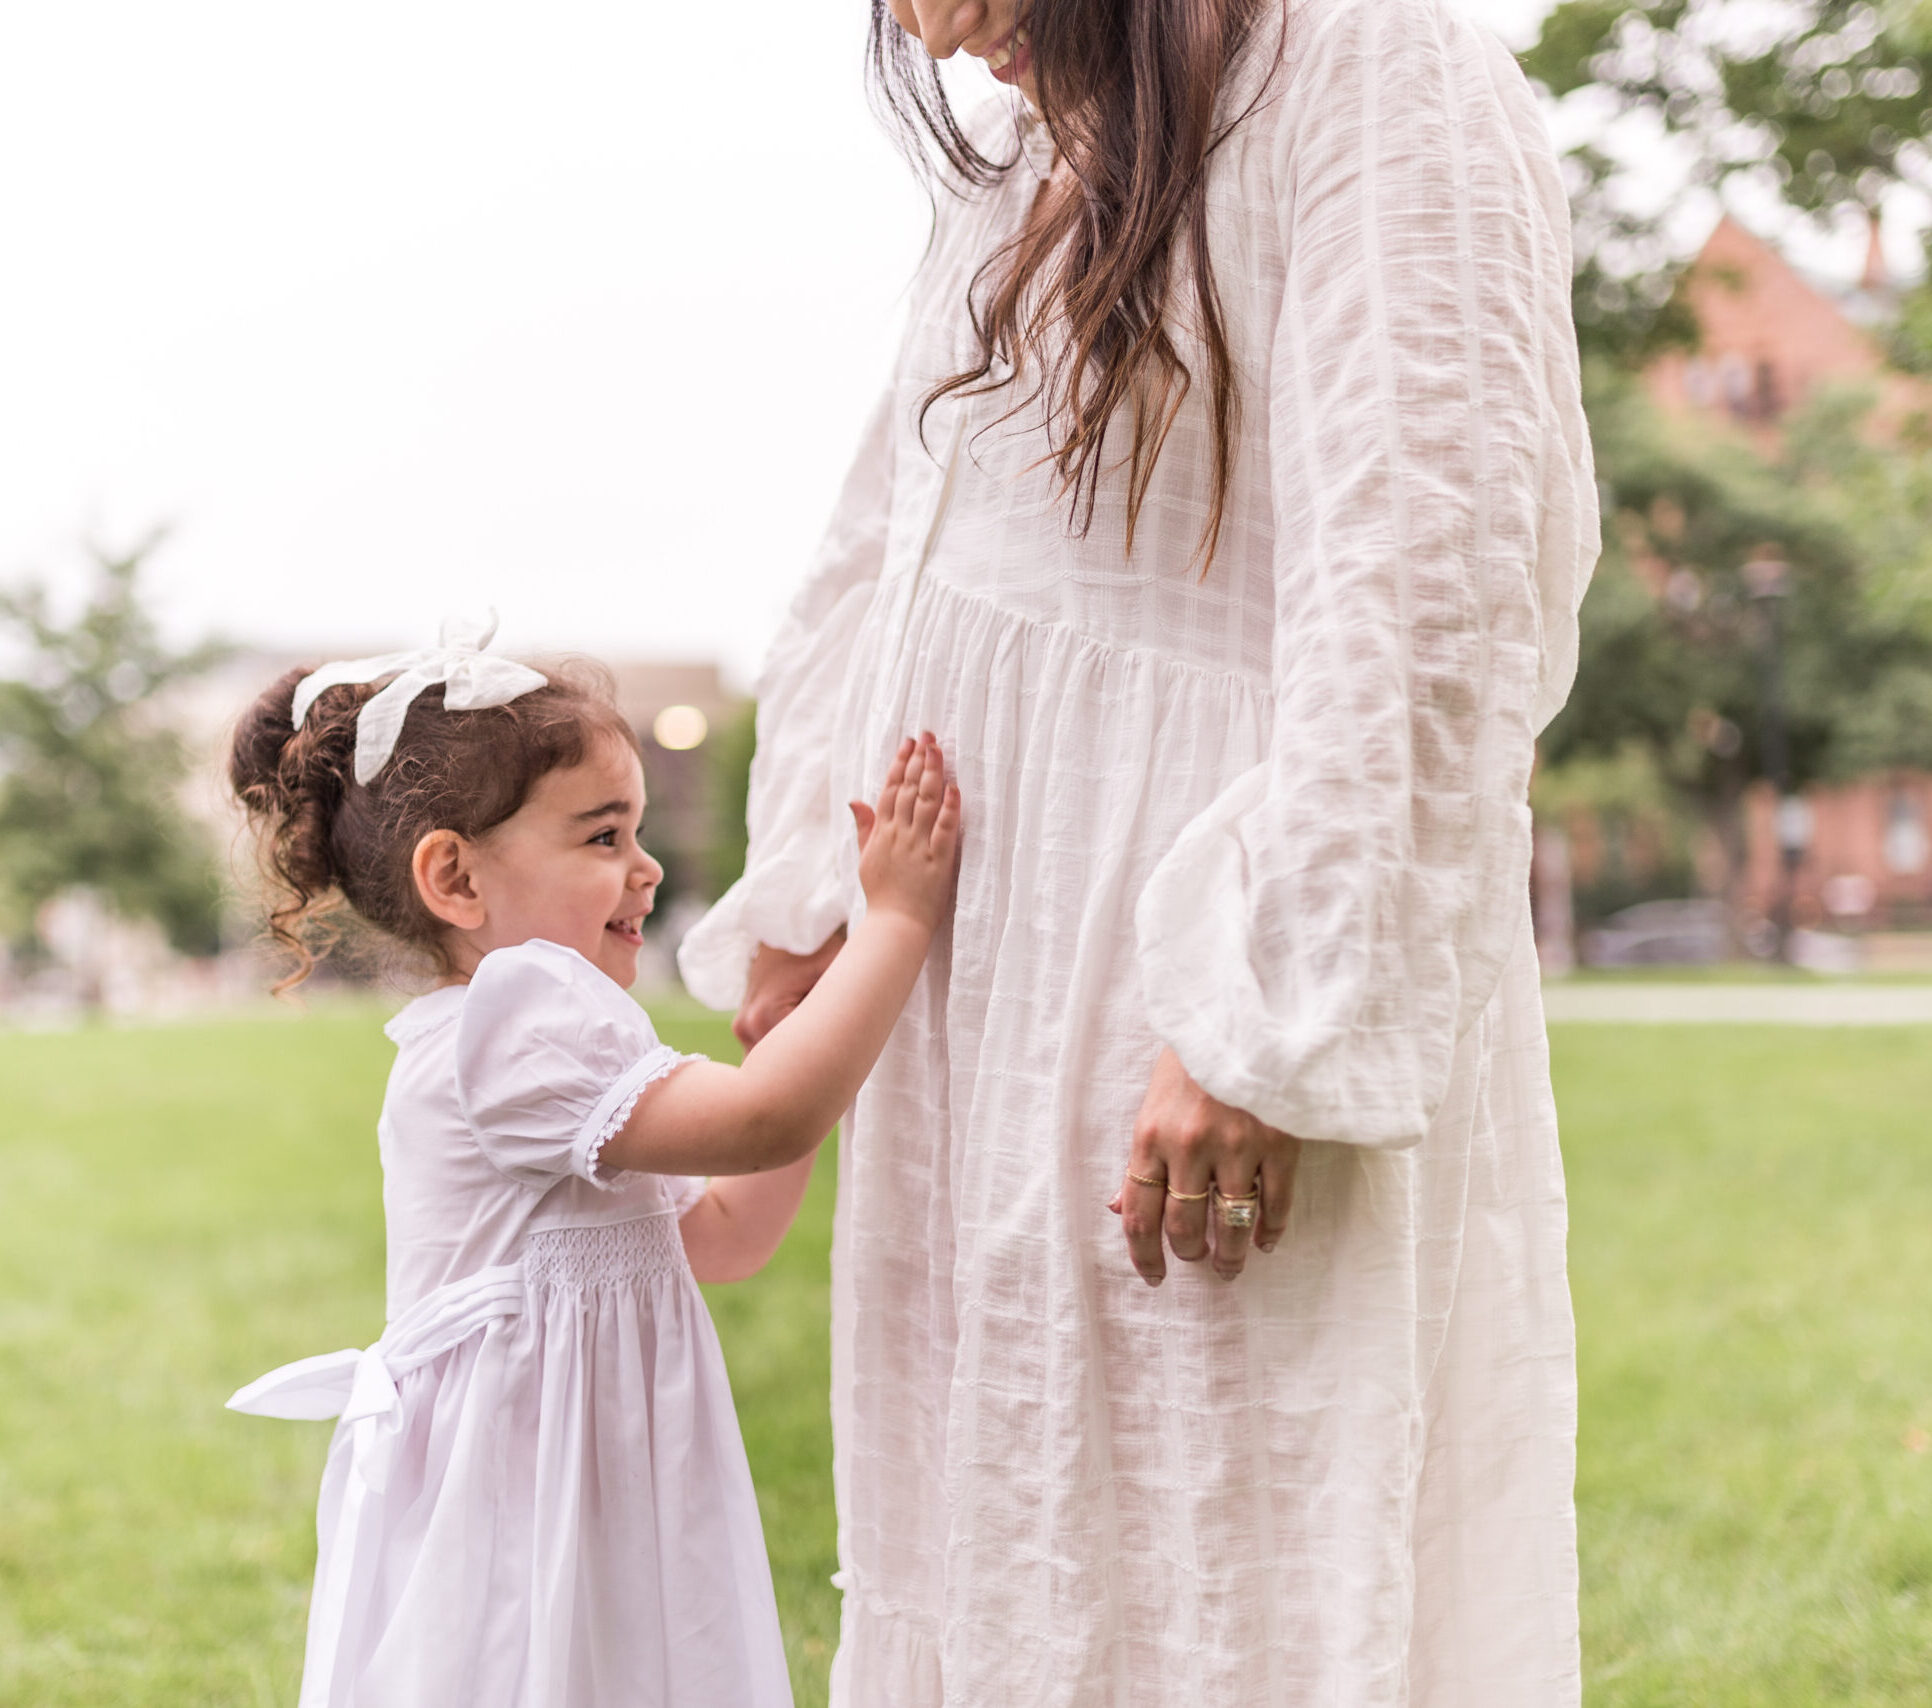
735, 933, 847, 1052
1112, 1048, 1301, 1285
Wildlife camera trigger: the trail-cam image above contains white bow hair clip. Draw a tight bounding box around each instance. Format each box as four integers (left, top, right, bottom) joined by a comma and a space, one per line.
291, 611, 550, 785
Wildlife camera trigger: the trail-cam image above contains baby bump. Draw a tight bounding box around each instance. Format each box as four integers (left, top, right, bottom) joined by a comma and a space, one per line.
844, 576, 1272, 1202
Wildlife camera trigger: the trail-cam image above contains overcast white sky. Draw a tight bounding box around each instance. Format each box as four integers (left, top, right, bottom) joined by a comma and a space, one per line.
5, 0, 1572, 684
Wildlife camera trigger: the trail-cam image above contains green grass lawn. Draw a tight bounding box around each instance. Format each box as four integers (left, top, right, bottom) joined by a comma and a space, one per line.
1556, 1026, 1932, 1705
1, 1004, 1928, 1705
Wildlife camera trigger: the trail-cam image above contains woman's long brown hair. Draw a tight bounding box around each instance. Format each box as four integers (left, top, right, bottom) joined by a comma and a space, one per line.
868, 0, 1278, 571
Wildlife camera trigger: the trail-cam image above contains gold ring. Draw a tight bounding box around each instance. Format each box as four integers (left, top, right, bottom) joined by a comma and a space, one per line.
1212, 1184, 1260, 1231
1125, 1169, 1210, 1202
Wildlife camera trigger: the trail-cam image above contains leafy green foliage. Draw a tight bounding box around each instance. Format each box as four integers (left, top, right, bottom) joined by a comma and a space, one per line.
1543, 370, 1932, 791
1522, 0, 1932, 366
0, 538, 227, 956
1524, 0, 1932, 209
706, 698, 758, 899
1538, 370, 1932, 918
1563, 140, 1707, 368
1520, 2, 1932, 891
1532, 742, 1702, 919
0, 537, 227, 954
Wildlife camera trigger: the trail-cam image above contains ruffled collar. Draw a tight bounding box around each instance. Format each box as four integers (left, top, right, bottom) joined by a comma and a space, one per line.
383, 981, 467, 1045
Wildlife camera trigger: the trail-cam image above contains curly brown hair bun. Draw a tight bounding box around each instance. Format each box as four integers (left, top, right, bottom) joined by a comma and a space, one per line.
229, 660, 638, 990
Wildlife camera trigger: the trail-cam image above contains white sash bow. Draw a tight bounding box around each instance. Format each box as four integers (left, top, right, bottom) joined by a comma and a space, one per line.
228, 1262, 527, 1706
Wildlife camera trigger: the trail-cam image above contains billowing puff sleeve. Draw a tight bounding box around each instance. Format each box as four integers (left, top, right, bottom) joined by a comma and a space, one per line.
1135, 0, 1596, 1149
676, 387, 896, 1010
457, 940, 696, 1190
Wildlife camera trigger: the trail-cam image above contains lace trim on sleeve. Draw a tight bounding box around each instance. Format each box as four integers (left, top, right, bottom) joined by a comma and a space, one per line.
574, 1047, 702, 1189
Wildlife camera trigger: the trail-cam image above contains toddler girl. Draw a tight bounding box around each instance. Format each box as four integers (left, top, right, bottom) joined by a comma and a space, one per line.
223, 621, 958, 1708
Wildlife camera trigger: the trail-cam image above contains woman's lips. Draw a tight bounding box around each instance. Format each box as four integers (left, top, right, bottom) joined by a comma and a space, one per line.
988, 41, 1032, 86
982, 26, 1031, 86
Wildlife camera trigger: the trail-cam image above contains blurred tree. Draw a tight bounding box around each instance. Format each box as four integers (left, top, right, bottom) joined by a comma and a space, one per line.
1522, 0, 1932, 364
0, 536, 227, 961
1539, 372, 1932, 920
705, 699, 758, 900
1518, 3, 1932, 942
1531, 740, 1700, 921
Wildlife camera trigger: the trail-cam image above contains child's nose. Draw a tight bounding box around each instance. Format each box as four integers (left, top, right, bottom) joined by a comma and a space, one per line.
636, 850, 664, 887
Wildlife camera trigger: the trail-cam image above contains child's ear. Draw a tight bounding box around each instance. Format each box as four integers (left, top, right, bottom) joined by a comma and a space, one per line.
412, 829, 485, 930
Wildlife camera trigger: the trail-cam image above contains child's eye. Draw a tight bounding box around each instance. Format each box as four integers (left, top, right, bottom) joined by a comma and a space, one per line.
590, 828, 618, 848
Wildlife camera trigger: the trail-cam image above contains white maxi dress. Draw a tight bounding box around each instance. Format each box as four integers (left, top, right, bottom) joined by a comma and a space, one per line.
680, 1, 1598, 1702
230, 940, 792, 1708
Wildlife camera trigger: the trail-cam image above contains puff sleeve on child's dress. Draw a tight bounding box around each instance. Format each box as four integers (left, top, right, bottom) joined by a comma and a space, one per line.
457, 939, 700, 1198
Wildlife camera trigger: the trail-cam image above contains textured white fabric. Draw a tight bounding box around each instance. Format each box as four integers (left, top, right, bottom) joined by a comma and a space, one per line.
457, 938, 690, 1192
236, 942, 788, 1707
681, 1, 1593, 1703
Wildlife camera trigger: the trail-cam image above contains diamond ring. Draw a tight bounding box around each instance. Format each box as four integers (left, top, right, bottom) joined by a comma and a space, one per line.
1214, 1188, 1260, 1231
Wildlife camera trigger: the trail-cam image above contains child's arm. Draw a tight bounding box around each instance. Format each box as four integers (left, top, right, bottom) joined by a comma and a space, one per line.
678, 1149, 821, 1283
600, 732, 959, 1183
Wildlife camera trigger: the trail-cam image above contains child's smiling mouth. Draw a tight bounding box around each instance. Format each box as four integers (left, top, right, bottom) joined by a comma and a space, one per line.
605, 912, 646, 947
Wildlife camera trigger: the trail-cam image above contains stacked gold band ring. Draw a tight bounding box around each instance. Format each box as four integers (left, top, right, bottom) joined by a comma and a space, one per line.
1124, 1172, 1263, 1230
1124, 1170, 1208, 1202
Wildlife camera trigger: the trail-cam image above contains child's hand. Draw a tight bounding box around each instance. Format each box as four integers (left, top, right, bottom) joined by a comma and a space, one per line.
848, 733, 961, 937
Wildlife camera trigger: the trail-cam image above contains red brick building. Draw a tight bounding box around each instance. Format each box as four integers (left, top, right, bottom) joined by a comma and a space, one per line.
1645, 215, 1917, 438
1740, 776, 1932, 933
1641, 215, 1932, 933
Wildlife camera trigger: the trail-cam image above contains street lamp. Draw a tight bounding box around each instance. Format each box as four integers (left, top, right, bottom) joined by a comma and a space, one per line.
1742, 551, 1807, 960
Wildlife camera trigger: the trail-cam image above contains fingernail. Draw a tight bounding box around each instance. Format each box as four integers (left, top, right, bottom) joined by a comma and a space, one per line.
1256, 1238, 1276, 1253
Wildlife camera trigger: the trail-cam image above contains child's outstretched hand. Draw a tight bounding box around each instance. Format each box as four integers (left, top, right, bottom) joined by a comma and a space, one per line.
607, 731, 960, 1190
849, 733, 961, 937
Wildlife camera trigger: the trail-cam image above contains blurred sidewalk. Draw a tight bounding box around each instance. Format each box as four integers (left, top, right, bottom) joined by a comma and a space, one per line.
1542, 983, 1932, 1024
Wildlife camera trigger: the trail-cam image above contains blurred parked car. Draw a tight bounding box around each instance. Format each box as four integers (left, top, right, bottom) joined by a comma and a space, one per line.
1580, 900, 1731, 967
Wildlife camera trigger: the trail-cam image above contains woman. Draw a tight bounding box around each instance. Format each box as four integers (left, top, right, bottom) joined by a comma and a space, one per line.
680, 0, 1595, 1700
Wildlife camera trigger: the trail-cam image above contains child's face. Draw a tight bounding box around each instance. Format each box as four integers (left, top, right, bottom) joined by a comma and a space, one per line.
453, 734, 664, 988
